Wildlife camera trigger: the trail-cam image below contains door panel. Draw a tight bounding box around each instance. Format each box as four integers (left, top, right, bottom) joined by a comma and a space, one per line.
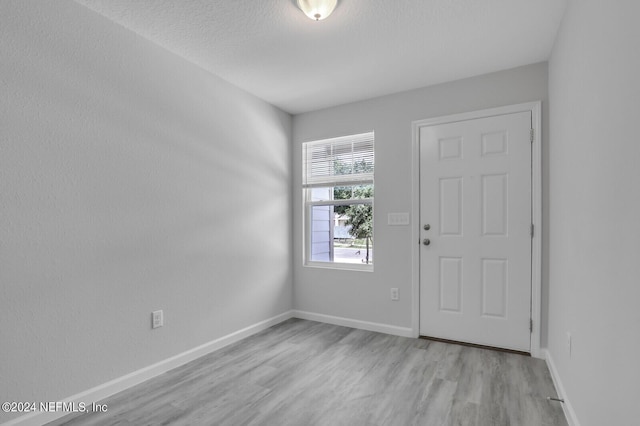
419, 111, 532, 352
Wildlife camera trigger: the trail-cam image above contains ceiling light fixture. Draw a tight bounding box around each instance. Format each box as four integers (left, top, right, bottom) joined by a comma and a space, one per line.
296, 0, 338, 21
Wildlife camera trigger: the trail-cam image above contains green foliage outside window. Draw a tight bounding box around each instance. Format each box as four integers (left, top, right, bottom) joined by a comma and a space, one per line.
334, 160, 373, 264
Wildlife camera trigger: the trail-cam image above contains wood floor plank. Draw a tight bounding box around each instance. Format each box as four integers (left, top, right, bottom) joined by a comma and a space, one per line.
47, 319, 567, 426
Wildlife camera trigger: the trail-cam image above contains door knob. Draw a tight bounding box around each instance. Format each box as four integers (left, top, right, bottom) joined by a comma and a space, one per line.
423, 224, 431, 231
423, 238, 431, 246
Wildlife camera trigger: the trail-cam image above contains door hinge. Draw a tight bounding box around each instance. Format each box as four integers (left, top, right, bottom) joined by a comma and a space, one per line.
530, 128, 534, 143
530, 319, 533, 333
530, 224, 534, 237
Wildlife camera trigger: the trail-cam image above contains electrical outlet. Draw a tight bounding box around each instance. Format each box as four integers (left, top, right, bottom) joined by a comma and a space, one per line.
152, 310, 163, 329
390, 288, 399, 301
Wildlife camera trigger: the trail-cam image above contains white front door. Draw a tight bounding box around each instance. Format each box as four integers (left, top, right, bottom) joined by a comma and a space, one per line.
419, 111, 532, 352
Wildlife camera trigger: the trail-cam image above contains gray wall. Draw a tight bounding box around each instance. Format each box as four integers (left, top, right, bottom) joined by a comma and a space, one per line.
0, 1, 292, 422
547, 0, 640, 424
292, 63, 549, 336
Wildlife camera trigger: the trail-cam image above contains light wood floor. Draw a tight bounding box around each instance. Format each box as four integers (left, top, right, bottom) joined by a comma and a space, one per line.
49, 318, 567, 425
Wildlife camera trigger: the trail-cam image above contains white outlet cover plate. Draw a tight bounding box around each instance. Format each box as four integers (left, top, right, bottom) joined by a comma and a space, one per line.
152, 310, 163, 328
391, 288, 399, 300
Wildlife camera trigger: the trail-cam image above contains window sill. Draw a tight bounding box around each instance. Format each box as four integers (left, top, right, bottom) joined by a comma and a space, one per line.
304, 261, 374, 272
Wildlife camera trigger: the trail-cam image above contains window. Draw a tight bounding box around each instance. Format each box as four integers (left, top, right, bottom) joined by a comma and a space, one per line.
302, 132, 374, 269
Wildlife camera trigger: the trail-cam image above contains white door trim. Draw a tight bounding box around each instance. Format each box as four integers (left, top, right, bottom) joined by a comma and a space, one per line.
410, 101, 542, 358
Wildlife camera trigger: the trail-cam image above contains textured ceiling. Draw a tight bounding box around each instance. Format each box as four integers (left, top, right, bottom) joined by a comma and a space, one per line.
74, 0, 566, 114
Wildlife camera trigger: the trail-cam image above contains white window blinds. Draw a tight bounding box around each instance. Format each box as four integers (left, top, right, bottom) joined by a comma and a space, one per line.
302, 132, 374, 188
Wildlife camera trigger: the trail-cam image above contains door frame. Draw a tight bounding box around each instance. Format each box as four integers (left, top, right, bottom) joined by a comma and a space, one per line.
410, 101, 542, 358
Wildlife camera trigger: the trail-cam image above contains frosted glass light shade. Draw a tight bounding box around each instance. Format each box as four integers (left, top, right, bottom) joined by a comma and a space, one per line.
296, 0, 338, 21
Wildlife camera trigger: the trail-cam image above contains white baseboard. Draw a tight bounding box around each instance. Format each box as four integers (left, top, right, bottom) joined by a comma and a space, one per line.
543, 349, 580, 426
2, 311, 294, 426
292, 310, 414, 338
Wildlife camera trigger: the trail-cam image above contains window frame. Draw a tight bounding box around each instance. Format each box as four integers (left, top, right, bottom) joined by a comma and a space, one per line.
302, 132, 374, 271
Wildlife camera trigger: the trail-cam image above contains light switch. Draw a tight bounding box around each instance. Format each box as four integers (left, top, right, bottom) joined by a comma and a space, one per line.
388, 213, 410, 226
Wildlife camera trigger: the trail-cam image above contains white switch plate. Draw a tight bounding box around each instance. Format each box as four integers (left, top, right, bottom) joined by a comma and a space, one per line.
152, 310, 163, 329
388, 213, 409, 226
